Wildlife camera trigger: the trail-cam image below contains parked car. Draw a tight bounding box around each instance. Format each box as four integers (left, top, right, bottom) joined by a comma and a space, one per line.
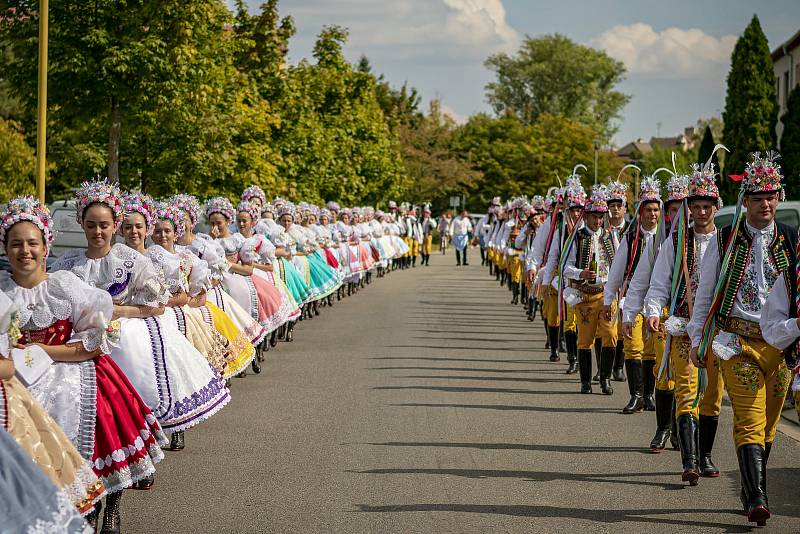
48, 199, 90, 258
714, 200, 800, 230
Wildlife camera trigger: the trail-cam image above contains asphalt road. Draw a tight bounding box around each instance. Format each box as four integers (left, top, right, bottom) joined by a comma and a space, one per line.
125, 250, 800, 533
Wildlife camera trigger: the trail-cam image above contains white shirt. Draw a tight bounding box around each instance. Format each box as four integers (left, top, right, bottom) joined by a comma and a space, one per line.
450, 216, 473, 236
687, 221, 777, 348
604, 225, 657, 307
760, 276, 800, 349
642, 228, 716, 320
526, 215, 553, 272
541, 220, 585, 286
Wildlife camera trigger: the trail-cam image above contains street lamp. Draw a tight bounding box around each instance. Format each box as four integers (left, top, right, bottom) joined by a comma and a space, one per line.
593, 140, 600, 185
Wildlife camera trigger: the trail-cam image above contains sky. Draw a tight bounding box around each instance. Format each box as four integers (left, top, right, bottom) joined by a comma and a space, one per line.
231, 0, 800, 146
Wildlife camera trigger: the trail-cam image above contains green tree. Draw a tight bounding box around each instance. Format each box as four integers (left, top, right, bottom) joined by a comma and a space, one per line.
780, 86, 800, 196
484, 34, 630, 141
639, 146, 698, 176
0, 118, 36, 201
697, 125, 720, 171
721, 15, 778, 203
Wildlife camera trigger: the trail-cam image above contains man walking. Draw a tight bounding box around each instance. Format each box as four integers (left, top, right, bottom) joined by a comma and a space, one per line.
451, 208, 473, 266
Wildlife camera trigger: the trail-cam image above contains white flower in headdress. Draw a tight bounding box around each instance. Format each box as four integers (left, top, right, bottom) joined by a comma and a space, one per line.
734, 151, 785, 200
689, 163, 722, 208
585, 184, 609, 213
564, 175, 587, 209
638, 176, 662, 204
665, 174, 689, 204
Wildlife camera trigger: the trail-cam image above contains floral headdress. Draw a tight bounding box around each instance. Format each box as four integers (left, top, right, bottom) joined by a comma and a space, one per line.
277, 202, 295, 219
120, 191, 156, 236
733, 151, 785, 200
665, 174, 689, 204
170, 193, 201, 228
0, 196, 54, 249
689, 163, 722, 208
638, 176, 662, 205
388, 201, 397, 209
320, 208, 332, 220
585, 184, 609, 213
205, 197, 236, 222
607, 180, 628, 205
236, 200, 261, 222
326, 201, 340, 211
564, 175, 587, 209
241, 185, 267, 206
154, 202, 186, 239
531, 195, 546, 213
75, 178, 123, 227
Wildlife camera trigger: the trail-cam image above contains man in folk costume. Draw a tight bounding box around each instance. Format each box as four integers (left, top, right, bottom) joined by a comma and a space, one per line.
419, 205, 436, 266
541, 175, 586, 368
641, 159, 724, 479
606, 179, 631, 381
518, 195, 547, 318
506, 198, 528, 305
689, 152, 794, 527
562, 185, 617, 393
479, 197, 501, 267
623, 172, 687, 451
605, 177, 664, 414
406, 205, 423, 268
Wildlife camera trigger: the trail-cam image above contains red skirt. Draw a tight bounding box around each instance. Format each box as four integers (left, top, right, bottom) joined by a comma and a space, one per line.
93, 355, 167, 493
323, 248, 340, 270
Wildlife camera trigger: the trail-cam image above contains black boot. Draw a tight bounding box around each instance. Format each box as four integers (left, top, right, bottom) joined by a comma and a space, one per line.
511, 285, 519, 305
565, 331, 578, 370
698, 415, 720, 477
548, 326, 560, 362
737, 444, 770, 526
612, 340, 626, 381
85, 501, 102, 530
599, 347, 615, 395
558, 327, 567, 353
100, 491, 122, 534
642, 359, 656, 411
622, 360, 644, 414
669, 404, 679, 450
285, 321, 295, 342
649, 389, 674, 452
168, 430, 185, 452
592, 338, 602, 383
578, 349, 593, 394
544, 319, 550, 349
677, 414, 699, 486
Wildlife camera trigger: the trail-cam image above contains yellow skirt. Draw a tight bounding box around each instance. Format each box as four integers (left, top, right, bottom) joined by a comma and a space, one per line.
204, 302, 256, 379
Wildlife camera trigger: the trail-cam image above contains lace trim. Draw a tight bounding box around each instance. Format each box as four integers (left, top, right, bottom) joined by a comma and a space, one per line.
77, 361, 97, 462
244, 276, 260, 322
160, 381, 230, 433
62, 463, 106, 516
172, 307, 187, 337
143, 318, 172, 420
25, 490, 90, 534
0, 380, 7, 431
259, 291, 294, 334
97, 442, 164, 495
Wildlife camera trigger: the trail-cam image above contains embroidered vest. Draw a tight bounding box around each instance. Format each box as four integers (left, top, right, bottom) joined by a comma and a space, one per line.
623, 228, 648, 285
715, 221, 796, 321
576, 228, 615, 271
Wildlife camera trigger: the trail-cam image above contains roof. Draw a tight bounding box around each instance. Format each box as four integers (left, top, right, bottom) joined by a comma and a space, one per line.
649, 136, 684, 150
771, 28, 800, 61
616, 141, 652, 158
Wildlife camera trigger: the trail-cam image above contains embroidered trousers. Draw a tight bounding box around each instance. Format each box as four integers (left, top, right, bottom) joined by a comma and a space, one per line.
542, 287, 576, 332
625, 314, 672, 389
719, 335, 791, 447
575, 293, 617, 349
671, 334, 724, 418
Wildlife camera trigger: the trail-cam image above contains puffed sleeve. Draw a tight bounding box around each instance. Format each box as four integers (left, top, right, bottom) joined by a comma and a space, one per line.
128, 254, 171, 307
185, 252, 212, 297
621, 245, 653, 324
686, 239, 721, 348
604, 237, 629, 306
644, 240, 675, 319
0, 291, 14, 357
760, 276, 800, 350
57, 273, 114, 353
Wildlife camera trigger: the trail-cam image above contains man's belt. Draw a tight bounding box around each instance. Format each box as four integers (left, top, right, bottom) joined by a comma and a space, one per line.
569, 280, 603, 295
719, 316, 763, 341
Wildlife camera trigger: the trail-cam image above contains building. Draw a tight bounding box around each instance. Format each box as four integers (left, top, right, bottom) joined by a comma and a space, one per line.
615, 127, 697, 163
773, 29, 800, 144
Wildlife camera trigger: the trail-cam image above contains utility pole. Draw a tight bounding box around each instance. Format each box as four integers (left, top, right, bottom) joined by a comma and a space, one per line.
35, 0, 49, 204
593, 140, 599, 185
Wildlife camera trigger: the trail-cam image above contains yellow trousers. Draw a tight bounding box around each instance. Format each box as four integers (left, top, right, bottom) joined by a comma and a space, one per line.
719, 335, 791, 447
404, 237, 419, 257
508, 255, 523, 284
575, 293, 617, 349
670, 334, 724, 418
625, 314, 672, 390
421, 235, 433, 255
542, 286, 575, 332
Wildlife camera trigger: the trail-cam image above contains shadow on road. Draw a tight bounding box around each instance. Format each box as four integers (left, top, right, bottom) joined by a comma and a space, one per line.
388, 402, 622, 415
360, 440, 648, 454
373, 385, 577, 395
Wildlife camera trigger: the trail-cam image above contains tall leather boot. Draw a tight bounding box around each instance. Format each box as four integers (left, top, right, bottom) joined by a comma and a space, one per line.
578, 349, 593, 394
698, 415, 720, 477
642, 359, 656, 411
511, 284, 519, 305
544, 319, 550, 349
737, 444, 770, 526
649, 389, 674, 452
495, 267, 501, 281
558, 326, 567, 353
612, 340, 626, 381
669, 403, 679, 450
548, 326, 560, 362
677, 414, 699, 485
592, 338, 602, 383
622, 359, 644, 414
500, 270, 506, 286
565, 331, 578, 370
100, 491, 122, 534
599, 347, 615, 395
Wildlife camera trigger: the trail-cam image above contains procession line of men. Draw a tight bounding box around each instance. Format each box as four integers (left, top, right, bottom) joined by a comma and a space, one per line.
476, 150, 799, 527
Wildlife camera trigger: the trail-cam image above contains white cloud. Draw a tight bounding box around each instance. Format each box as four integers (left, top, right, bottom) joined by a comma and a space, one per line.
592, 23, 737, 78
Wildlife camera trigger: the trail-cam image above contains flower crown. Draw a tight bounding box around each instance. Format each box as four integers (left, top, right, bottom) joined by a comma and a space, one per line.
120, 191, 156, 236
639, 177, 661, 204
241, 185, 267, 206
154, 202, 186, 239
585, 184, 609, 213
689, 163, 722, 207
738, 151, 784, 198
320, 208, 332, 219
564, 176, 587, 208
531, 195, 546, 212
665, 174, 689, 204
277, 202, 295, 219
326, 201, 340, 211
170, 193, 201, 228
607, 180, 628, 204
237, 199, 261, 222
0, 196, 54, 248
205, 197, 236, 222
75, 178, 122, 226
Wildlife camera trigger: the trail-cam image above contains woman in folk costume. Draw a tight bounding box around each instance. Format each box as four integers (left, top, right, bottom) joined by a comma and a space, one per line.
54, 185, 228, 461
3, 195, 166, 533
172, 194, 264, 375
622, 171, 687, 451
303, 206, 345, 297
0, 290, 106, 520
541, 175, 586, 369
205, 197, 293, 336
639, 155, 724, 484
605, 176, 664, 415
235, 199, 301, 326
689, 152, 794, 527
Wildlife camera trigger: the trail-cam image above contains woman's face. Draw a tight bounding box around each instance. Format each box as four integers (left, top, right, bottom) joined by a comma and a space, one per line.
263, 211, 274, 220
341, 214, 350, 224
5, 221, 46, 278
251, 197, 264, 208
320, 215, 330, 225
121, 212, 148, 250
279, 214, 293, 229
82, 204, 117, 251
208, 213, 230, 236
237, 211, 254, 234
152, 220, 176, 250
